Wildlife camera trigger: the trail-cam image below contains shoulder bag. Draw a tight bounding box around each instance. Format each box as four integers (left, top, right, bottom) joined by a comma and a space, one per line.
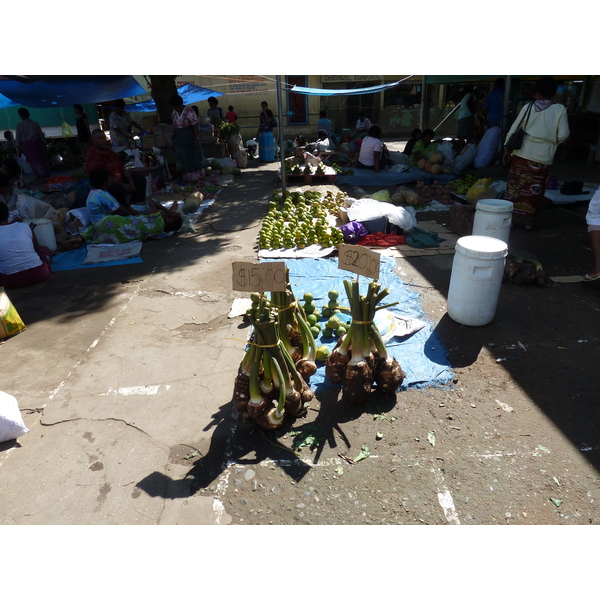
505, 102, 534, 150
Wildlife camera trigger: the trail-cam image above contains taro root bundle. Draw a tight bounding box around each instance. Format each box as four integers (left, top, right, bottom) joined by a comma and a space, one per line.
325, 279, 405, 405
503, 254, 549, 287
233, 278, 316, 429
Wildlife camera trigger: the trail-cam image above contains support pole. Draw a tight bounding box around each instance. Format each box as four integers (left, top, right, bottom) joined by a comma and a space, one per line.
276, 75, 286, 194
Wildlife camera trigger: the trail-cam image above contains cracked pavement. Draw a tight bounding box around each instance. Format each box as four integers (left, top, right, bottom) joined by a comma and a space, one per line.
0, 164, 274, 525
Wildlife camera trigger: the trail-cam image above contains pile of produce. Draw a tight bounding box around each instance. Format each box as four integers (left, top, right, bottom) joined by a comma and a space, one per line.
417, 152, 453, 175
415, 180, 454, 205
235, 274, 317, 429
449, 174, 479, 195
325, 279, 405, 404
258, 190, 346, 250
204, 157, 241, 177
330, 162, 354, 175
503, 255, 549, 287
181, 190, 204, 214
390, 182, 454, 207
391, 186, 422, 206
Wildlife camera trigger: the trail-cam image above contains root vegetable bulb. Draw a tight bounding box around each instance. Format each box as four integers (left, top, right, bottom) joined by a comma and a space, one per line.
254, 406, 285, 429
284, 388, 304, 417
374, 356, 405, 393
342, 360, 373, 405
233, 372, 252, 421
299, 378, 316, 408
325, 346, 350, 383
296, 357, 317, 381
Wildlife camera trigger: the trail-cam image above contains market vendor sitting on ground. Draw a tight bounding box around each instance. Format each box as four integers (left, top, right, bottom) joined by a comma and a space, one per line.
356, 125, 391, 172
86, 129, 146, 206
86, 168, 140, 223
1, 158, 29, 190
0, 200, 53, 289
0, 172, 19, 212
410, 128, 437, 166
62, 197, 182, 250
305, 129, 333, 156
109, 99, 143, 153
403, 128, 422, 157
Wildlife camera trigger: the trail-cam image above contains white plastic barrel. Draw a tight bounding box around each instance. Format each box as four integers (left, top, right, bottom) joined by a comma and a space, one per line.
27, 218, 57, 252
447, 235, 508, 326
472, 199, 514, 244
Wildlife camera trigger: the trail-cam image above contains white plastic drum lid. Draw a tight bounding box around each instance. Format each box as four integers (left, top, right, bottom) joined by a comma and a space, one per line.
455, 235, 508, 260
475, 199, 514, 213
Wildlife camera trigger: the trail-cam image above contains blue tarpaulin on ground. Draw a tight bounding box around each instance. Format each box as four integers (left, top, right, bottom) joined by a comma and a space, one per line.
261, 255, 454, 390
0, 76, 146, 108
336, 167, 456, 187
52, 245, 143, 271
126, 84, 223, 112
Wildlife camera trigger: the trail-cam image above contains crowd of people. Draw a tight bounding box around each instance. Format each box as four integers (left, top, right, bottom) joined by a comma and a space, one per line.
2, 77, 600, 288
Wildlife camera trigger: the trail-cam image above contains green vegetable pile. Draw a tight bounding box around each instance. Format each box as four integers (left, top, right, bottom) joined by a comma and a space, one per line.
259, 189, 346, 250
449, 174, 479, 195
325, 278, 405, 405
235, 271, 317, 429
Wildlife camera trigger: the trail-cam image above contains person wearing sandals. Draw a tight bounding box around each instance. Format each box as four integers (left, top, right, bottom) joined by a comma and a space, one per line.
583, 186, 600, 282
502, 76, 569, 230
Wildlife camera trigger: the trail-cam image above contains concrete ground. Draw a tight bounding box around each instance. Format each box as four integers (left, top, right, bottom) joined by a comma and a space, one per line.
1, 146, 600, 536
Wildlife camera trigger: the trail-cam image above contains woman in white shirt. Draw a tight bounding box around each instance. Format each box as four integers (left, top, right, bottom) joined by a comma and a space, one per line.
357, 125, 384, 172
503, 77, 570, 230
0, 201, 52, 289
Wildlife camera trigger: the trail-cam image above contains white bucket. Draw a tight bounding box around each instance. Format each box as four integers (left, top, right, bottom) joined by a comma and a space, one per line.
472, 199, 514, 244
26, 218, 57, 252
447, 235, 508, 326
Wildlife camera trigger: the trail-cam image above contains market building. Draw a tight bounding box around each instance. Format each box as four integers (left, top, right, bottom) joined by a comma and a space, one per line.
126, 75, 597, 155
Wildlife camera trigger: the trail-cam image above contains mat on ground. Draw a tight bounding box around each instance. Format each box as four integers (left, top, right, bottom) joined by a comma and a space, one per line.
52, 243, 144, 271
261, 255, 454, 389
336, 167, 455, 187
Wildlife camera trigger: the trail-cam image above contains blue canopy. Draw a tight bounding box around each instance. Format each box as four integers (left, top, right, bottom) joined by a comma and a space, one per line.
290, 80, 406, 96
126, 83, 223, 112
0, 76, 146, 108
0, 92, 19, 109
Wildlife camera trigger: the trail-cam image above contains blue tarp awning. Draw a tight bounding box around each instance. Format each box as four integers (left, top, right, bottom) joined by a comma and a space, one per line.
0, 92, 19, 109
290, 80, 407, 96
0, 76, 147, 108
126, 83, 223, 112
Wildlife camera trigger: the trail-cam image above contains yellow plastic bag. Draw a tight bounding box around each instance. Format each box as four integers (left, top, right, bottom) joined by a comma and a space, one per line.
0, 287, 26, 340
61, 121, 74, 137
466, 178, 493, 202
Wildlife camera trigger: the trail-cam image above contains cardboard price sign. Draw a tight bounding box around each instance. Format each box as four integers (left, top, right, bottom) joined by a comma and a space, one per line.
232, 262, 287, 292
337, 244, 381, 279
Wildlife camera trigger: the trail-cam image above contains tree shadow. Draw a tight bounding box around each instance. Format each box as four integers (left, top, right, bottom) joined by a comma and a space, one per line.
5, 167, 276, 329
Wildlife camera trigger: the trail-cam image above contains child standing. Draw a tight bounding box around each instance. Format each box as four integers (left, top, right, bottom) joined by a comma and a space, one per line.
226, 106, 238, 124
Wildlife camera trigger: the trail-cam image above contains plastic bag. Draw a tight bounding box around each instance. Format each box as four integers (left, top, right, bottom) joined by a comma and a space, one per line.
304, 152, 321, 166
473, 126, 501, 168
234, 149, 248, 169
466, 178, 493, 202
346, 198, 417, 231
0, 287, 26, 340
61, 121, 74, 137
15, 195, 59, 221
0, 390, 29, 443
371, 189, 391, 202
340, 221, 368, 243
17, 154, 33, 175
437, 140, 456, 168
454, 143, 478, 172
